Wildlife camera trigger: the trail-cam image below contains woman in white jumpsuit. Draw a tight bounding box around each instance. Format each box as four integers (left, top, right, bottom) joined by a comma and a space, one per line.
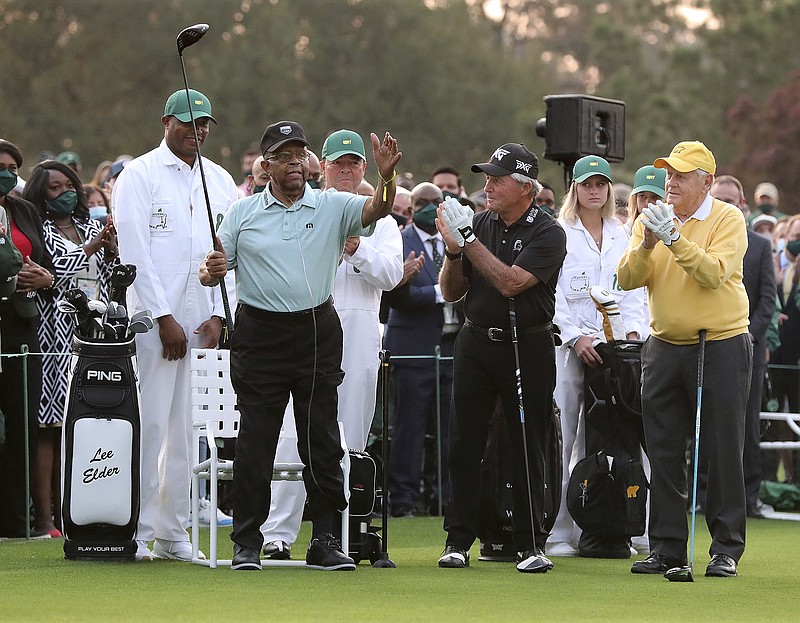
547, 156, 645, 556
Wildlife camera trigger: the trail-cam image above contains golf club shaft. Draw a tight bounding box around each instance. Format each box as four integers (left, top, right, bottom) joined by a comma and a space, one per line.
508, 298, 539, 551
178, 46, 234, 342
380, 349, 391, 557
689, 329, 707, 568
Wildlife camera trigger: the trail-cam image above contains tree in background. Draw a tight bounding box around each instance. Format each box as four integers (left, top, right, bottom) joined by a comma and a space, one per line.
1, 0, 799, 200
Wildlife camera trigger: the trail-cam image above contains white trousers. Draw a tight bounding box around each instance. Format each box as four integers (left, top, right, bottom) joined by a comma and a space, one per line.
261, 308, 381, 546
549, 347, 585, 546
135, 327, 200, 543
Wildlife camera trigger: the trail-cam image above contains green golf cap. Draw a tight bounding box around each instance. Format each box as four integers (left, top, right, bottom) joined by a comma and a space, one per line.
163, 88, 216, 124
321, 130, 366, 162
572, 155, 612, 184
631, 165, 666, 198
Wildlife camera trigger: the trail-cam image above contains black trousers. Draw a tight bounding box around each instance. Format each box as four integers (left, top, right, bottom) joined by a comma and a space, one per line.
229, 301, 346, 553
444, 325, 555, 552
642, 334, 751, 563
0, 305, 42, 537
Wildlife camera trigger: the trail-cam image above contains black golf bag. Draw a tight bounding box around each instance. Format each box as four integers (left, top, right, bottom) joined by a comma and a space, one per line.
61, 335, 141, 560
347, 449, 383, 564
478, 399, 563, 561
568, 340, 648, 558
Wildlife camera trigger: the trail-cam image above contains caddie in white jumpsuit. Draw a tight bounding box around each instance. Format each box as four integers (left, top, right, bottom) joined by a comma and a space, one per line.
113, 89, 238, 562
261, 130, 402, 559
547, 156, 645, 556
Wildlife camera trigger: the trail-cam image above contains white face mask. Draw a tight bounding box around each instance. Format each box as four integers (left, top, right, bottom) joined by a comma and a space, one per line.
89, 206, 107, 220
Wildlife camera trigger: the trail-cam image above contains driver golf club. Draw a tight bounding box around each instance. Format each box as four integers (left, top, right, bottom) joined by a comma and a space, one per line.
508, 298, 553, 574
665, 329, 707, 583
109, 264, 136, 307
176, 23, 234, 344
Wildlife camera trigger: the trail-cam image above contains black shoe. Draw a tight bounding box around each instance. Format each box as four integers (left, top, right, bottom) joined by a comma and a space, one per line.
705, 553, 737, 577
306, 534, 356, 571
231, 544, 262, 571
391, 504, 414, 518
516, 548, 554, 573
631, 553, 685, 574
438, 545, 469, 568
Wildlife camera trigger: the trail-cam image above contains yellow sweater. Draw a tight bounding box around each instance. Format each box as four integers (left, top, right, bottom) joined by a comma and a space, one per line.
617, 197, 749, 344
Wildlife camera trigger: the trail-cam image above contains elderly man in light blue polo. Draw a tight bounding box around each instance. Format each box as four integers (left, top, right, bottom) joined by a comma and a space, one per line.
200, 121, 401, 571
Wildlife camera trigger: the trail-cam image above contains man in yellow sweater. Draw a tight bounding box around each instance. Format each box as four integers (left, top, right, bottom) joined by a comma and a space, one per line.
617, 141, 751, 578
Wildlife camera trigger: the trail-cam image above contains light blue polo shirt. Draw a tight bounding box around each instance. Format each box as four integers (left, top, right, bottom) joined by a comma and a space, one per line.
218, 183, 373, 312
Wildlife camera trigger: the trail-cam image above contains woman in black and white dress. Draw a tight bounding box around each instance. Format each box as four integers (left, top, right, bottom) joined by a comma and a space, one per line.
23, 160, 118, 536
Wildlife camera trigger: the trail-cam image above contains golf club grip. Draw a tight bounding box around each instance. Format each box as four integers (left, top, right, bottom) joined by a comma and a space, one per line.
697, 329, 706, 389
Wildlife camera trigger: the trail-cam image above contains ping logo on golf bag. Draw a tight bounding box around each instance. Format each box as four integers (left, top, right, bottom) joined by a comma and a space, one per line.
86, 369, 123, 382
83, 363, 126, 385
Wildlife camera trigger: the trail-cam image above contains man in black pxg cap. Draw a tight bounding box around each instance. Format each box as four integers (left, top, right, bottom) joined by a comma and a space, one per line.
434, 143, 566, 573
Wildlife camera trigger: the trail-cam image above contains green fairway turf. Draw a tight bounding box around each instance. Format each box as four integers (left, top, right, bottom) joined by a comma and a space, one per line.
2, 515, 798, 622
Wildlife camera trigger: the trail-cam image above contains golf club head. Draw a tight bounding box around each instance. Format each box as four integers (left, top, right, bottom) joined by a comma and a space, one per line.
664, 565, 694, 582
110, 264, 136, 305
107, 302, 127, 320
177, 23, 209, 54
127, 319, 152, 335
130, 309, 152, 322
103, 323, 117, 341
64, 288, 89, 312
56, 300, 78, 314
87, 299, 108, 315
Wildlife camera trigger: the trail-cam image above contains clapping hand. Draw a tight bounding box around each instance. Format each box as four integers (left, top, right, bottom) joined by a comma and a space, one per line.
641, 200, 679, 246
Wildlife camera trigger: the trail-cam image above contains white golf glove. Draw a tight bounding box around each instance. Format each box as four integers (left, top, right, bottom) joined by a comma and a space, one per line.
641, 199, 679, 246
441, 196, 476, 248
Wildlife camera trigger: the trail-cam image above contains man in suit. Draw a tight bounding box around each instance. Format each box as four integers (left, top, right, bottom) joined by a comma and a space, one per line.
702, 176, 776, 517
384, 181, 458, 517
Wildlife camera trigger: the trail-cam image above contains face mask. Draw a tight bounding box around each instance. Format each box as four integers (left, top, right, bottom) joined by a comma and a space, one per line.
253, 184, 266, 194
89, 206, 107, 220
46, 190, 78, 216
0, 168, 17, 197
776, 238, 786, 254
757, 203, 775, 214
307, 179, 321, 190
786, 239, 800, 257
412, 202, 438, 233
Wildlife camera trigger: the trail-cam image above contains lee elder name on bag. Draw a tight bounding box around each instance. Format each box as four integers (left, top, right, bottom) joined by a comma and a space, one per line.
82, 447, 121, 484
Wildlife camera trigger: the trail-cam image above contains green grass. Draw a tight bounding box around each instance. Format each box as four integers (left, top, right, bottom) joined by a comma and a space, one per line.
2, 516, 798, 622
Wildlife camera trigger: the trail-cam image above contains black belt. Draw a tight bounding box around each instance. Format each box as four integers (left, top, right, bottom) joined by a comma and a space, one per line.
464, 317, 552, 342
240, 297, 333, 323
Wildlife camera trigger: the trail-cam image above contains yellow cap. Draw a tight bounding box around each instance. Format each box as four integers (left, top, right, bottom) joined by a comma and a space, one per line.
654, 141, 716, 175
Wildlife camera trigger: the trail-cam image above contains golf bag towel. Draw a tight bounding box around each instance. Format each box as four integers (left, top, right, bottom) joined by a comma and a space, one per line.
62, 336, 141, 560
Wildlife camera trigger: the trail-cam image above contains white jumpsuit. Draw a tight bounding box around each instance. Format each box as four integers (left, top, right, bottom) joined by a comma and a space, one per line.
548, 216, 645, 548
113, 140, 237, 543
261, 215, 402, 547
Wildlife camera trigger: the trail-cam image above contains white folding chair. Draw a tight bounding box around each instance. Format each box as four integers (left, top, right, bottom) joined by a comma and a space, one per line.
189, 348, 349, 568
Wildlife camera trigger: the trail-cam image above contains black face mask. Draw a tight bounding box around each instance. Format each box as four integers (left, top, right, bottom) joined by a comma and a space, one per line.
307, 179, 321, 190
757, 203, 775, 215
253, 184, 266, 194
